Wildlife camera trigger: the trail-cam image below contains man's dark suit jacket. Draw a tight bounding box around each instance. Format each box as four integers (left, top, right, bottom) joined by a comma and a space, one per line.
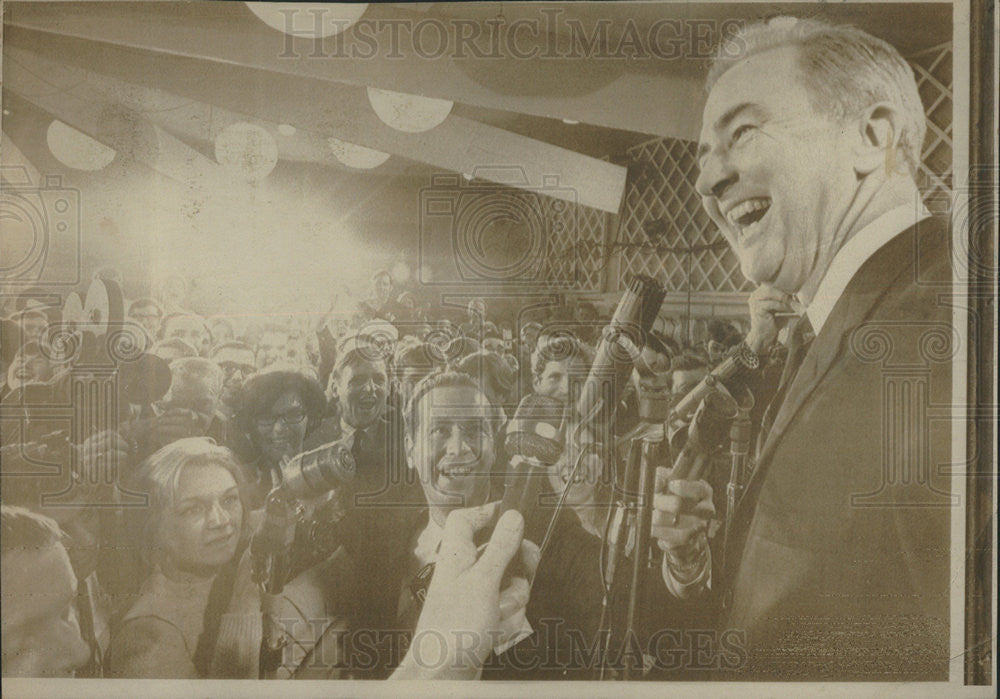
722, 216, 954, 680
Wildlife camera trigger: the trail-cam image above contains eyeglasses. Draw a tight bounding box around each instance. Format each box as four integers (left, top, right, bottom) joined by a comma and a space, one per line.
255, 409, 307, 430
218, 361, 255, 377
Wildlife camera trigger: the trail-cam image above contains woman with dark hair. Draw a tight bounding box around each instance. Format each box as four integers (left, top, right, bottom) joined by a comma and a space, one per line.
231, 366, 327, 508
108, 438, 353, 679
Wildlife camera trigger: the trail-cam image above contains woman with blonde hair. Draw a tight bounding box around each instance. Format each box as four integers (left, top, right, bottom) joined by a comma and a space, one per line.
108, 437, 353, 678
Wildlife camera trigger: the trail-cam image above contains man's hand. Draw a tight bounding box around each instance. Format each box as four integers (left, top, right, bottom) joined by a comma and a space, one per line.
745, 284, 797, 354
651, 467, 714, 591
392, 503, 539, 680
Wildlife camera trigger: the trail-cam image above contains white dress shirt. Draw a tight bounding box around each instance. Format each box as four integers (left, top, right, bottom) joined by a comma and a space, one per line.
412, 515, 444, 570
805, 203, 932, 334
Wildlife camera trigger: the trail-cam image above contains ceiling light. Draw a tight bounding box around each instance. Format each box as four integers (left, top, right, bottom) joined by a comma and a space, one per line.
246, 3, 368, 38
367, 87, 453, 133
562, 118, 580, 125
214, 122, 278, 181
328, 137, 390, 169
46, 120, 116, 171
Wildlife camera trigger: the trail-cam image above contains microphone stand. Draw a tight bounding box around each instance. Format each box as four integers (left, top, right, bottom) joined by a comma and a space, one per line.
598, 371, 755, 678
624, 384, 670, 680
721, 389, 754, 576
252, 489, 300, 679
597, 377, 671, 680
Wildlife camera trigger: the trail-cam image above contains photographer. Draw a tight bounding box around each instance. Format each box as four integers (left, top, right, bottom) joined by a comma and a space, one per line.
126, 357, 228, 463
231, 367, 327, 509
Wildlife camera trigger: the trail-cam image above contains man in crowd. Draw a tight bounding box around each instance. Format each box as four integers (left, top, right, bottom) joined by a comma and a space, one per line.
394, 371, 538, 675
5, 340, 72, 394
161, 313, 212, 357
669, 352, 709, 403
459, 297, 488, 339
127, 297, 163, 343
1, 506, 93, 677
211, 341, 257, 418
705, 318, 742, 367
124, 356, 227, 461
531, 335, 595, 405
329, 335, 393, 467
651, 16, 952, 679
255, 323, 292, 369
358, 270, 400, 322
328, 336, 423, 672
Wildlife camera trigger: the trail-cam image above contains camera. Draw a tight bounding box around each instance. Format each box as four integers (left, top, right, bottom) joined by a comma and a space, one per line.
253, 439, 357, 592
418, 167, 578, 288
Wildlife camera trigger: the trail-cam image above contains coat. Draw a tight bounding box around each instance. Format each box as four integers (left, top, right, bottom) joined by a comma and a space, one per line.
722, 216, 954, 680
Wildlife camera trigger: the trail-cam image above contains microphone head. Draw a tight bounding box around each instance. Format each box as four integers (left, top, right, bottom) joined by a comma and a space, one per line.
280, 439, 356, 499
505, 393, 564, 465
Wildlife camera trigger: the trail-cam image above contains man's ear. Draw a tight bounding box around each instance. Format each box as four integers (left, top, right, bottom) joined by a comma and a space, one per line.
854, 102, 906, 177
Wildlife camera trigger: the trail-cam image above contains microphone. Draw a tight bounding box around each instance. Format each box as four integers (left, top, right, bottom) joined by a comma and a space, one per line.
568, 275, 665, 457
672, 342, 759, 422
504, 393, 565, 466
498, 393, 566, 546
278, 438, 356, 499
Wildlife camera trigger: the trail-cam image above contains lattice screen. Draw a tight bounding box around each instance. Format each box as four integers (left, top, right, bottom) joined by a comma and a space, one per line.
910, 43, 953, 213
539, 196, 607, 291
536, 42, 955, 294
616, 138, 751, 293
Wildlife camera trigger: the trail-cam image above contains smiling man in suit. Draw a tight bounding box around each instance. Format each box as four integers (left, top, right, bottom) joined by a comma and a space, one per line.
651, 16, 954, 680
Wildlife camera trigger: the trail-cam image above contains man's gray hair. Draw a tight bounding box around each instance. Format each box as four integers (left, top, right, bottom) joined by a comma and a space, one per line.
707, 16, 926, 176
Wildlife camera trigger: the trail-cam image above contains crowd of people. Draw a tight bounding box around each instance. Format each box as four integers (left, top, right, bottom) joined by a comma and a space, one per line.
1, 260, 755, 679
2, 15, 954, 684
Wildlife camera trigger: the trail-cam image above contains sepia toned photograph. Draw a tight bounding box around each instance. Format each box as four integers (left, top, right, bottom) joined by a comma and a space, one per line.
1, 1, 995, 696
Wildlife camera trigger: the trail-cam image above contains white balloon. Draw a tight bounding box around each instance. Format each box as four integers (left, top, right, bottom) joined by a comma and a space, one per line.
367, 87, 453, 133
46, 120, 116, 171
327, 137, 390, 169
246, 2, 368, 39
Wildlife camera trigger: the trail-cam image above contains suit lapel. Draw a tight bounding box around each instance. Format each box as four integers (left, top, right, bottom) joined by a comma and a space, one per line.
742, 219, 934, 501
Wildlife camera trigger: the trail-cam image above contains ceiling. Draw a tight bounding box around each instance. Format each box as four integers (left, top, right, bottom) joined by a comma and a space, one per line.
0, 1, 954, 308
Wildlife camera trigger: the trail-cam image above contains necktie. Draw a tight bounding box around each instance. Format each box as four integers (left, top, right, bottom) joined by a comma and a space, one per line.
351, 428, 366, 463
757, 315, 816, 452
